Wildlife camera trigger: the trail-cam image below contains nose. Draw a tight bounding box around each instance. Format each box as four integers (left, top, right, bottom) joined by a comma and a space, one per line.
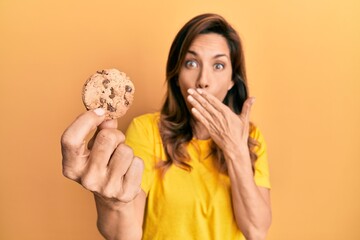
196, 67, 209, 89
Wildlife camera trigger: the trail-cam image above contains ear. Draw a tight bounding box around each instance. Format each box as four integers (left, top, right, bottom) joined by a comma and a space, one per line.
228, 79, 235, 90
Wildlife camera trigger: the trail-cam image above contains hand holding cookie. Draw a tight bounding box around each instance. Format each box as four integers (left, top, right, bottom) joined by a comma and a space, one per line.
61, 69, 143, 204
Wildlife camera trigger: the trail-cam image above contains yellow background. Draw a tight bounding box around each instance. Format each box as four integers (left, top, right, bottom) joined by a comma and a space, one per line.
1, 0, 359, 239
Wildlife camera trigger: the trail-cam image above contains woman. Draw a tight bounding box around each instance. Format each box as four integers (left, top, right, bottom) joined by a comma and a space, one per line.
61, 13, 271, 240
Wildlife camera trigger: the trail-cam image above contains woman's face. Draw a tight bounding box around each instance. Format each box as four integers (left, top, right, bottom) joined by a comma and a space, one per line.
178, 33, 234, 108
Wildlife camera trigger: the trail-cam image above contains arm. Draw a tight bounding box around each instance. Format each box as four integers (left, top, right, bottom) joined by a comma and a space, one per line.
61, 109, 145, 240
187, 88, 272, 239
95, 190, 146, 240
224, 146, 271, 240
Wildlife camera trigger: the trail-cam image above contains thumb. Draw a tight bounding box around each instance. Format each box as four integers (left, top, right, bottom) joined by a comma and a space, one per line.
98, 118, 118, 130
87, 113, 119, 150
240, 97, 255, 122
61, 108, 107, 157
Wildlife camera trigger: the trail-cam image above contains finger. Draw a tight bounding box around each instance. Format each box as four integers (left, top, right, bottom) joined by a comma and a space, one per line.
61, 108, 106, 159
191, 108, 217, 135
240, 97, 255, 122
187, 89, 216, 123
193, 88, 225, 112
108, 144, 134, 176
121, 157, 144, 202
87, 128, 125, 170
104, 144, 134, 201
88, 119, 118, 149
103, 144, 136, 200
187, 88, 217, 113
99, 119, 118, 130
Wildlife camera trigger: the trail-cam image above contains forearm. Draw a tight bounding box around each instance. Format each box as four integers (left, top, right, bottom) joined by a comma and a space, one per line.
94, 194, 143, 240
225, 147, 271, 240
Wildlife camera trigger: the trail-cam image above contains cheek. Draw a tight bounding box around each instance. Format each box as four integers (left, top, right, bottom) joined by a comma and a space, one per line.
178, 71, 195, 90
215, 74, 233, 100
215, 89, 230, 102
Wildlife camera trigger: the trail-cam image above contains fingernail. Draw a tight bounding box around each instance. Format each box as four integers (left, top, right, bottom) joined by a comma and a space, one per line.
196, 88, 203, 94
187, 95, 194, 102
187, 88, 195, 94
94, 108, 105, 116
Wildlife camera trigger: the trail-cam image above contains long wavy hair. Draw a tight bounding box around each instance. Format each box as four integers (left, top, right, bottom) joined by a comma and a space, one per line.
159, 13, 258, 174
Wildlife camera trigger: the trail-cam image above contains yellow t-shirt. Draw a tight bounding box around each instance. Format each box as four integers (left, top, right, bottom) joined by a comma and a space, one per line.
125, 112, 271, 240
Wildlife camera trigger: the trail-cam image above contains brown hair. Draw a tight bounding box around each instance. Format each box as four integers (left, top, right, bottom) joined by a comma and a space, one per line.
159, 13, 258, 174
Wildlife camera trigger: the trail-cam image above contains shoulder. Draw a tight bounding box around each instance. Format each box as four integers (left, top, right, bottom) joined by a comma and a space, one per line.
126, 112, 160, 137
250, 124, 271, 188
132, 112, 160, 123
129, 112, 160, 129
249, 123, 267, 154
249, 124, 266, 144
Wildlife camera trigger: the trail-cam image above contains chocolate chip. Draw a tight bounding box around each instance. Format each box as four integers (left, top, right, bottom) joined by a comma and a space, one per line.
100, 98, 106, 104
123, 85, 131, 106
96, 70, 108, 75
102, 79, 110, 89
109, 87, 115, 99
107, 103, 116, 112
125, 85, 132, 92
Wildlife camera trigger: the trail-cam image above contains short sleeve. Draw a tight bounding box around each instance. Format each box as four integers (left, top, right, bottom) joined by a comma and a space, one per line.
250, 127, 271, 189
125, 114, 159, 195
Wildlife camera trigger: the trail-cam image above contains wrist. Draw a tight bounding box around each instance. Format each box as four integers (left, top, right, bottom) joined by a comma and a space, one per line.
223, 141, 250, 161
223, 142, 254, 174
94, 193, 132, 212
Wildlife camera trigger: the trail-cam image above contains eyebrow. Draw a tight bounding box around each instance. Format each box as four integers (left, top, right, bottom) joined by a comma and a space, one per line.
187, 50, 229, 59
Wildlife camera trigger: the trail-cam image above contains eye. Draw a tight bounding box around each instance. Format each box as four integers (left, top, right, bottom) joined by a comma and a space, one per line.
214, 63, 225, 70
185, 60, 199, 69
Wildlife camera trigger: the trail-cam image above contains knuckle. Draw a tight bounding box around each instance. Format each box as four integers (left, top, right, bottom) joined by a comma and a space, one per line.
60, 131, 76, 150
102, 186, 117, 199
209, 111, 217, 119
118, 191, 137, 203
81, 174, 100, 192
62, 167, 79, 182
201, 100, 208, 108
133, 157, 144, 172
62, 157, 83, 182
96, 130, 117, 145
114, 144, 134, 159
